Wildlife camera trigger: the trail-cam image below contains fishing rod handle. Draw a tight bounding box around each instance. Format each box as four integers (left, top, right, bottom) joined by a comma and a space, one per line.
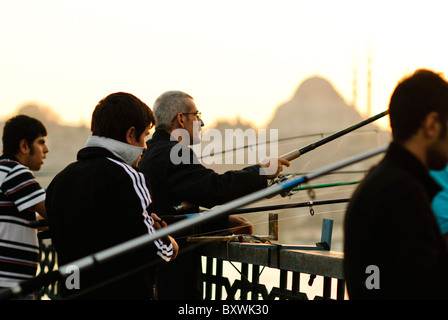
280, 149, 302, 161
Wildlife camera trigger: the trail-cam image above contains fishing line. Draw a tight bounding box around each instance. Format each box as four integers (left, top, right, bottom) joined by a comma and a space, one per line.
172, 205, 348, 240
198, 129, 381, 161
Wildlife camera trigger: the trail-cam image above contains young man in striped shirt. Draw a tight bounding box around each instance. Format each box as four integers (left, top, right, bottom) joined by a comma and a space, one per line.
45, 92, 178, 299
0, 115, 49, 296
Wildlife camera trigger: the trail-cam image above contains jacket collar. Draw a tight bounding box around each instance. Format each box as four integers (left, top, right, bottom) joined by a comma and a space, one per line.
0, 154, 20, 162
0, 154, 22, 165
386, 141, 441, 199
151, 129, 173, 142
81, 136, 144, 166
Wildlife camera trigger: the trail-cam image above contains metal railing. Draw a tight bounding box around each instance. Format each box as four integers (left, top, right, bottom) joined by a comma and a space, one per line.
33, 215, 345, 300
199, 217, 345, 300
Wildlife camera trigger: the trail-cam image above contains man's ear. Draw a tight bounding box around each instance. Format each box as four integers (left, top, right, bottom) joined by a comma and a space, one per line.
18, 138, 30, 155
423, 111, 442, 140
125, 127, 137, 145
173, 113, 185, 129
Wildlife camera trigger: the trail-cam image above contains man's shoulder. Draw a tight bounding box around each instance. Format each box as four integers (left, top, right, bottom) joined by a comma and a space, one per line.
0, 158, 25, 170
0, 158, 33, 183
143, 136, 193, 164
106, 157, 141, 175
348, 159, 426, 216
147, 135, 180, 151
367, 158, 424, 190
48, 156, 147, 200
57, 155, 139, 179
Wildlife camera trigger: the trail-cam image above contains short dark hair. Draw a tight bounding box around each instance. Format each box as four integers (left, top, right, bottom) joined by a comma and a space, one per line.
91, 92, 156, 142
389, 69, 448, 143
2, 115, 47, 156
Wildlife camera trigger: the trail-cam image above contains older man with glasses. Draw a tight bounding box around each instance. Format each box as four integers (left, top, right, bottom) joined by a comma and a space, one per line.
139, 90, 289, 300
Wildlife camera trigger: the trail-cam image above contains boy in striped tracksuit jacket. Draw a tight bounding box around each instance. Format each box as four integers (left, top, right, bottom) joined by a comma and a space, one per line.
46, 92, 177, 300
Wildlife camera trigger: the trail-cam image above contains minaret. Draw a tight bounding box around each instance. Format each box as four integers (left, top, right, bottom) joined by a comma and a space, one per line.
367, 56, 372, 117
353, 65, 357, 109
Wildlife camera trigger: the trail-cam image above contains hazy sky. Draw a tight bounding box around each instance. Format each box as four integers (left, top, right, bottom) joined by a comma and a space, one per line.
1, 0, 447, 130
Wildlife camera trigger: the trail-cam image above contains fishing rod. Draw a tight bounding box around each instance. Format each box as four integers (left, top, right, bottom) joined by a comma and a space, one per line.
175, 110, 388, 211
163, 198, 350, 223
279, 110, 389, 161
0, 144, 387, 300
263, 110, 388, 199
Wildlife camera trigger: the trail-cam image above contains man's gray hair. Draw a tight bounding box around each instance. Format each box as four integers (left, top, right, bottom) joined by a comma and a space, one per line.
153, 91, 193, 131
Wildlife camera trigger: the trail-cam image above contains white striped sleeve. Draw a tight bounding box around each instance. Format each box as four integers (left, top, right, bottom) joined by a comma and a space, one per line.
107, 158, 151, 211
16, 189, 46, 212
107, 158, 173, 261
1, 162, 45, 212
142, 211, 174, 262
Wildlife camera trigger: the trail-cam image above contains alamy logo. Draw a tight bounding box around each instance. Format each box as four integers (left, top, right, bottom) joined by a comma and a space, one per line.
365, 265, 380, 290
63, 265, 80, 290
169, 121, 279, 176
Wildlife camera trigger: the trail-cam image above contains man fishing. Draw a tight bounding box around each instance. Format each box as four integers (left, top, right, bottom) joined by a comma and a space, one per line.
344, 69, 448, 299
139, 90, 290, 300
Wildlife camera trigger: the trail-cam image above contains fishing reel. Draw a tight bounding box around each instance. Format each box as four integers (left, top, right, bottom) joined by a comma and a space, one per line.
266, 173, 297, 198
267, 173, 317, 203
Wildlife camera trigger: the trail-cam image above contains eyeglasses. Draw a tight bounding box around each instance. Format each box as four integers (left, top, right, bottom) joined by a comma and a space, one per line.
171, 111, 202, 122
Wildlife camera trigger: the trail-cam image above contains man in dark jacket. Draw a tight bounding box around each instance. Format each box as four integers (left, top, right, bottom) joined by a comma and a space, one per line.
139, 90, 289, 300
46, 92, 178, 299
344, 69, 448, 299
